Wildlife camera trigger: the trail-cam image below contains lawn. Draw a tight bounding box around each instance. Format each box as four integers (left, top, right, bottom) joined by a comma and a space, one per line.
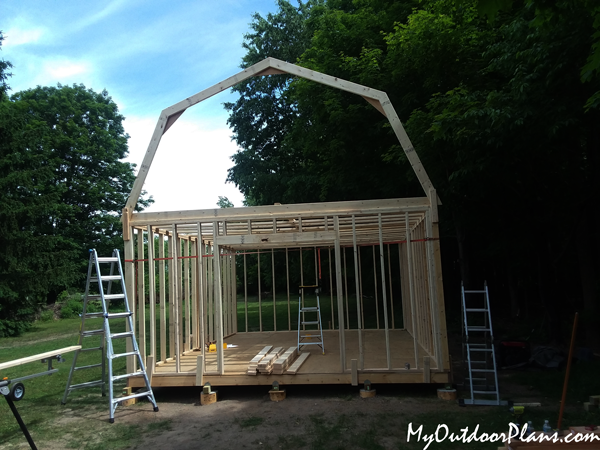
2, 308, 600, 449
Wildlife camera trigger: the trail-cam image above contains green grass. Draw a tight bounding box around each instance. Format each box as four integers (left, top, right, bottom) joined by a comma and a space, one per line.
236, 292, 404, 333
0, 317, 154, 450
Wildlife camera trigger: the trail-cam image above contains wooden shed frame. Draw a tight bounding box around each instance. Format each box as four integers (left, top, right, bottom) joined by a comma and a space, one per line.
121, 58, 450, 387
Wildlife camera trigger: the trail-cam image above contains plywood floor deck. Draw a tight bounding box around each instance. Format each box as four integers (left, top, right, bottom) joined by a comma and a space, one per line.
136, 330, 450, 387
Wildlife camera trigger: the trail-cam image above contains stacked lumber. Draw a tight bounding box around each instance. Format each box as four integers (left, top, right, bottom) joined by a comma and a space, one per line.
247, 346, 272, 375
273, 347, 298, 375
258, 347, 285, 374
285, 352, 310, 374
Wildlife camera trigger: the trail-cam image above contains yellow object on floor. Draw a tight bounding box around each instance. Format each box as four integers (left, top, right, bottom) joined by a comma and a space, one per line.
208, 343, 228, 353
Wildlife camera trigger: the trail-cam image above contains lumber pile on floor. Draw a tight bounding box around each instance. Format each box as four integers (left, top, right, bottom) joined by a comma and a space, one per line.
247, 346, 311, 375
285, 352, 310, 374
258, 347, 285, 374
247, 346, 272, 375
273, 347, 298, 375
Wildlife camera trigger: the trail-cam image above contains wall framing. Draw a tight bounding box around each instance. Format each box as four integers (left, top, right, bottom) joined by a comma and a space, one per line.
122, 58, 450, 386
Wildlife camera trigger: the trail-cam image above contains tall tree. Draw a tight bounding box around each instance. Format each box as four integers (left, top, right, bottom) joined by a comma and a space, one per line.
0, 31, 11, 100
225, 0, 320, 205
0, 84, 151, 336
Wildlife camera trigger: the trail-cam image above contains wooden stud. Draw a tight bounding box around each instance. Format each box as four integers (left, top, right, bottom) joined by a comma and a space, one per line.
197, 223, 206, 362
122, 208, 132, 242
405, 213, 419, 369
147, 355, 155, 386
387, 244, 395, 330
423, 356, 431, 383
378, 214, 392, 370
286, 248, 291, 331
137, 230, 146, 367
334, 217, 346, 372
358, 246, 364, 330
343, 247, 350, 329
184, 239, 191, 352
314, 246, 318, 286
172, 225, 181, 373
147, 226, 156, 366
373, 246, 380, 329
233, 250, 237, 334
168, 233, 175, 359
206, 239, 216, 342
399, 243, 408, 331
191, 238, 198, 349
431, 221, 450, 371
244, 252, 248, 332
196, 355, 203, 386
300, 247, 304, 330
159, 232, 166, 363
272, 248, 276, 331
212, 222, 225, 375
351, 216, 364, 369
257, 248, 262, 332
351, 359, 358, 386
178, 235, 184, 362
222, 250, 228, 337
124, 228, 135, 374
328, 248, 334, 330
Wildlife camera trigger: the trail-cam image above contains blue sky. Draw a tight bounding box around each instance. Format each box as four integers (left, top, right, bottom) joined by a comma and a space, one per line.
2, 0, 283, 211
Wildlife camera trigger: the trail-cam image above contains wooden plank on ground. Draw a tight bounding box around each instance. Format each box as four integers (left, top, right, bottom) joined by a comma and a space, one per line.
286, 352, 310, 375
247, 345, 273, 376
0, 346, 81, 370
258, 347, 284, 374
273, 346, 298, 375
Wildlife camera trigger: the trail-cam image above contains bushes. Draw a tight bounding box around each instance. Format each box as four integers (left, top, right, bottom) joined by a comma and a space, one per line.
57, 290, 103, 319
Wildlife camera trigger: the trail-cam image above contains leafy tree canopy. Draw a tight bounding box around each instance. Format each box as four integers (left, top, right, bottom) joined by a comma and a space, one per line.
217, 196, 234, 208
225, 0, 600, 345
0, 83, 151, 336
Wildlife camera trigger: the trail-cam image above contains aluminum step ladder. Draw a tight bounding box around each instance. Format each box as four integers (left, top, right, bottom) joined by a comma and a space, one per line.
460, 282, 507, 406
62, 249, 158, 422
297, 285, 324, 354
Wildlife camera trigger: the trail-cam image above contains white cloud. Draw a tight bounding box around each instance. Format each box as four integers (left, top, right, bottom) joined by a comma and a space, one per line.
3, 27, 45, 47
124, 115, 244, 212
47, 61, 89, 79
70, 0, 132, 32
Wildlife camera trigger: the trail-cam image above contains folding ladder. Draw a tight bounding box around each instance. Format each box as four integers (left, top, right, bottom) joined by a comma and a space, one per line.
297, 285, 324, 353
62, 249, 158, 422
460, 282, 507, 406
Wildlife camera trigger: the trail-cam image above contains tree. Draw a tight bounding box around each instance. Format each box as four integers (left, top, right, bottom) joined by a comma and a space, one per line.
225, 0, 320, 205
217, 196, 234, 208
0, 31, 11, 100
0, 83, 152, 336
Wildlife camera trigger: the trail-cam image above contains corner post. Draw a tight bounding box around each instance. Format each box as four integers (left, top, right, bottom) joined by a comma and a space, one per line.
122, 208, 136, 374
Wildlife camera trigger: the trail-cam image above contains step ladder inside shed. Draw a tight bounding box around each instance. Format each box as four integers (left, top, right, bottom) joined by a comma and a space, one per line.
62, 249, 158, 422
297, 285, 324, 354
460, 282, 507, 406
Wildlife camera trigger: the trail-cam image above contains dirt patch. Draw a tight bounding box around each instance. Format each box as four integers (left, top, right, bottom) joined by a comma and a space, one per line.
121, 385, 452, 450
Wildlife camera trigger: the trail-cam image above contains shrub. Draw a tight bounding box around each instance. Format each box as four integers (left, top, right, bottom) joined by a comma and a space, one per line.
58, 291, 84, 319
39, 309, 55, 322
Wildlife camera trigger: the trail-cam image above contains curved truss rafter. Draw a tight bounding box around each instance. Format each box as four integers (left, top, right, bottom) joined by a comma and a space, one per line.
124, 57, 438, 213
